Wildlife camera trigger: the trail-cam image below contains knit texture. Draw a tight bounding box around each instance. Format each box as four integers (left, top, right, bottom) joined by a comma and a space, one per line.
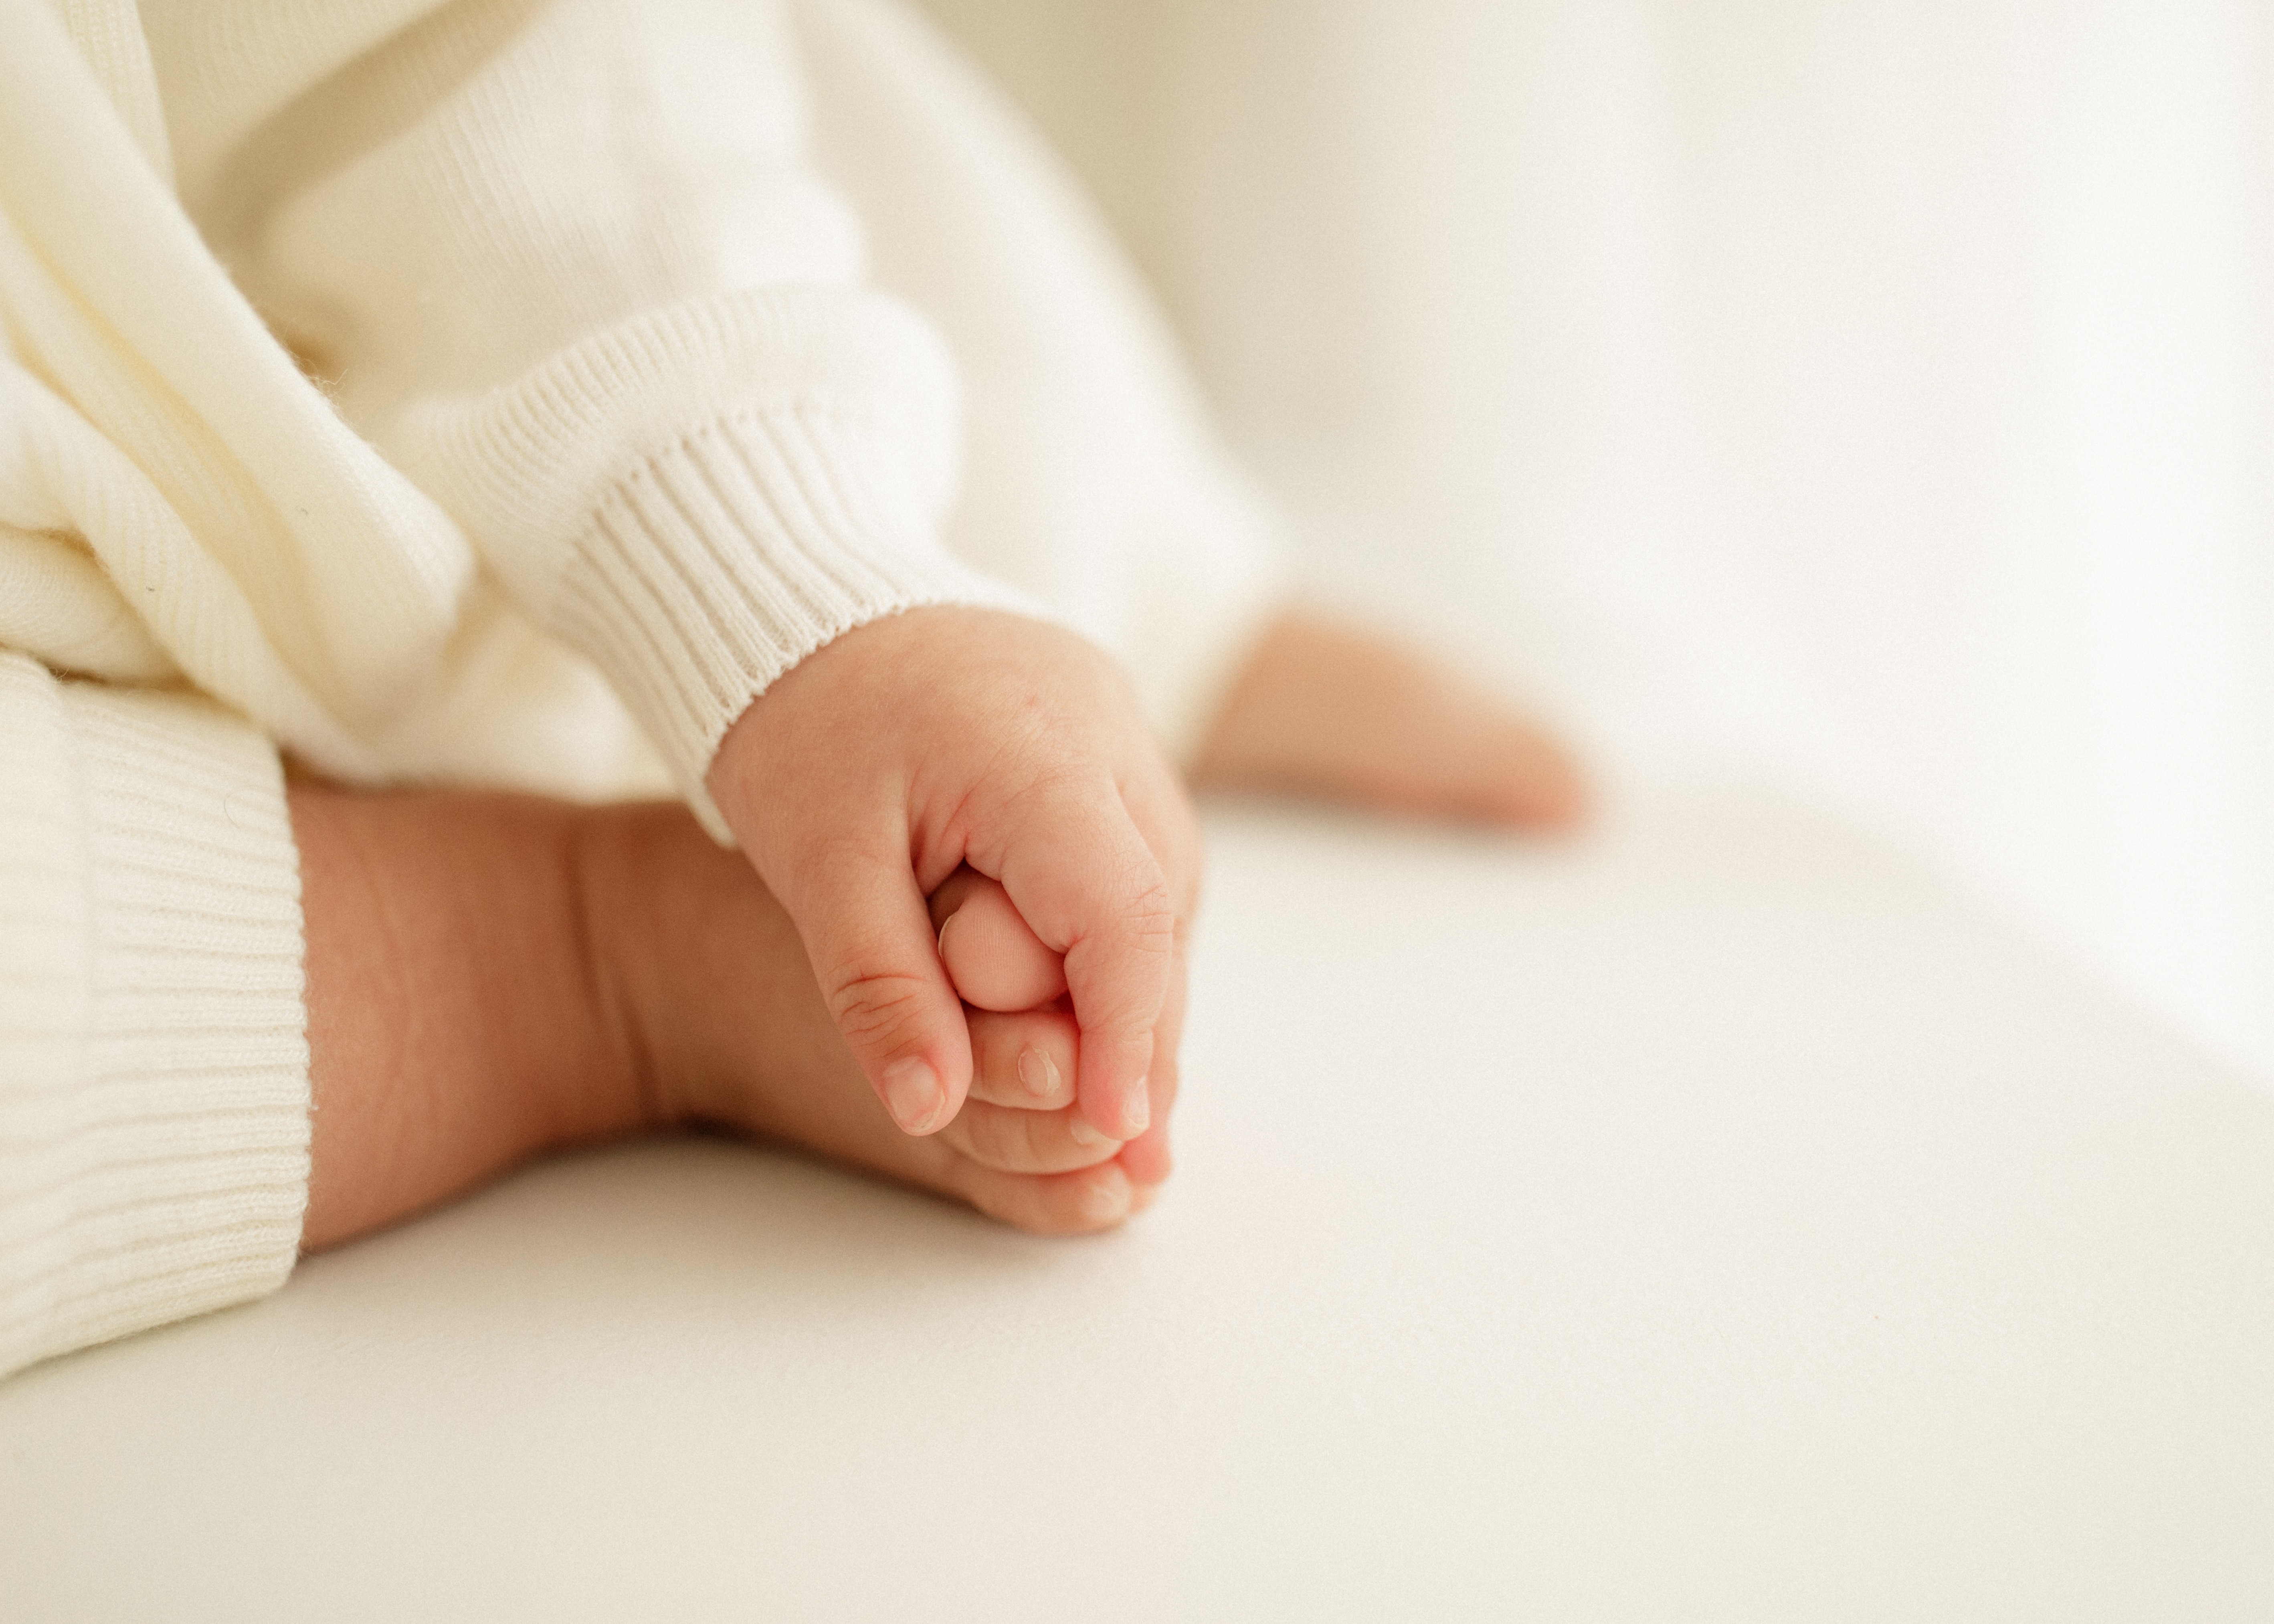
0, 0, 1285, 1376
388, 280, 1036, 832
560, 410, 1028, 836
0, 654, 308, 1380
798, 0, 1287, 760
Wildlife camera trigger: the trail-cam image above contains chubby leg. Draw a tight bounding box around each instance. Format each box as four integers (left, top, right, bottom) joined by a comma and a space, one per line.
1193, 612, 1589, 829
295, 785, 1150, 1252
294, 783, 635, 1250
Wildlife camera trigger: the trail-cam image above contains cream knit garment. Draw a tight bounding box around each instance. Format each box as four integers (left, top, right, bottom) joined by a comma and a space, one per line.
0, 0, 1280, 1377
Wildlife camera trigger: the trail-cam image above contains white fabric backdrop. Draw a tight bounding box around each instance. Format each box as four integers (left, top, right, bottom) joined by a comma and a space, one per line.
918, 0, 2274, 1084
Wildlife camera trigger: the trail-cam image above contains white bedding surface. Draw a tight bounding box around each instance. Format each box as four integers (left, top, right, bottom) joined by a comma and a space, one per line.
5, 779, 2270, 1620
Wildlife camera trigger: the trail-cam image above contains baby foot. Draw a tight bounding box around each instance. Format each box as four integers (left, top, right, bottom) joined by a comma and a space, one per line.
595, 807, 1146, 1234
1191, 612, 1589, 828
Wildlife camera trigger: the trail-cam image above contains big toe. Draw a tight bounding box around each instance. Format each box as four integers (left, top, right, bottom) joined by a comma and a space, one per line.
934, 874, 1068, 1012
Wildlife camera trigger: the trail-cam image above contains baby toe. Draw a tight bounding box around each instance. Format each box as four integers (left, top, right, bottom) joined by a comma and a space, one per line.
953, 1159, 1139, 1236
939, 1097, 1122, 1176
933, 874, 1067, 1012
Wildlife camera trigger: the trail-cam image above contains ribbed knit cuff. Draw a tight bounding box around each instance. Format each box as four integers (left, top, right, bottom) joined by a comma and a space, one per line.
393, 287, 1045, 838
0, 658, 308, 1380
555, 408, 1034, 842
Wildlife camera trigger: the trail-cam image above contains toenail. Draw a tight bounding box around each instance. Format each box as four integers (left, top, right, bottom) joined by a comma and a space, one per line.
880, 1057, 944, 1134
1017, 1046, 1060, 1099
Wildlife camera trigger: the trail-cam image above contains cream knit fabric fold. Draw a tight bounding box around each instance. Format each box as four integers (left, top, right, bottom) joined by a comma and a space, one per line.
799, 0, 1286, 760
0, 0, 1286, 1377
559, 411, 1025, 837
388, 280, 1033, 829
0, 654, 307, 1380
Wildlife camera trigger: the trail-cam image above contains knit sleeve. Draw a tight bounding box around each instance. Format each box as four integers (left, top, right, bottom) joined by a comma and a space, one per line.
0, 651, 308, 1381
789, 0, 1291, 764
155, 0, 1031, 838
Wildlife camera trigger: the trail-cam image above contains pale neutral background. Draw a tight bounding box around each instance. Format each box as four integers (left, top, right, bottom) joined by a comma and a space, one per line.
8, 7, 2273, 1615
916, 0, 2274, 1088
8, 785, 2272, 1618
